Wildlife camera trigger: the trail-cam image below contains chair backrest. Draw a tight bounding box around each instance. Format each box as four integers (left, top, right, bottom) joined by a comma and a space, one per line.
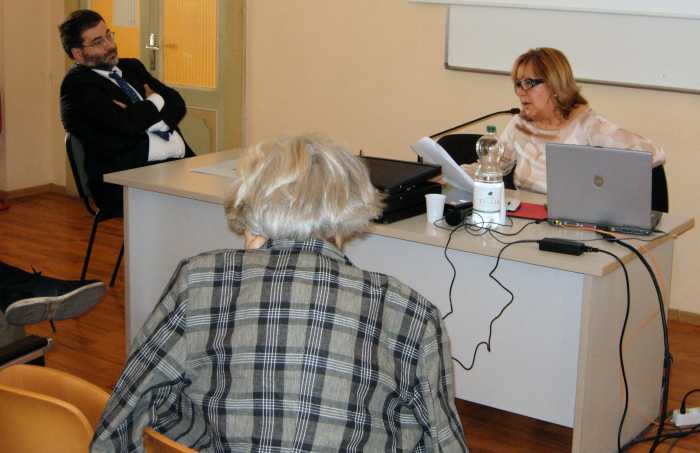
65, 133, 97, 215
0, 364, 110, 429
0, 384, 94, 452
144, 427, 199, 453
652, 165, 669, 213
436, 133, 481, 165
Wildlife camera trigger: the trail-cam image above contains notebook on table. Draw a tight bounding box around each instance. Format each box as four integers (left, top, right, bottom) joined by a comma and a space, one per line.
360, 156, 442, 223
546, 144, 661, 235
360, 156, 440, 195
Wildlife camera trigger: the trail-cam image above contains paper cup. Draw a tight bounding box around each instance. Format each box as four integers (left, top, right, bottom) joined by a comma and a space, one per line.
425, 193, 446, 223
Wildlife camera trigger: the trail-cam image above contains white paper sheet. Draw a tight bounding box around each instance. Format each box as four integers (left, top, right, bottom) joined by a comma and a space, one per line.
410, 137, 474, 191
191, 159, 237, 179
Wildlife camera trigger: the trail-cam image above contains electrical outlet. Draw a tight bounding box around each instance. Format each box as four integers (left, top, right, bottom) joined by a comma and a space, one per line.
672, 407, 700, 427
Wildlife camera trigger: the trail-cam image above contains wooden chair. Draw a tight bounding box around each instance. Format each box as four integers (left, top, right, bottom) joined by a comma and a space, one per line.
0, 385, 94, 452
0, 364, 110, 452
65, 133, 124, 286
144, 426, 198, 453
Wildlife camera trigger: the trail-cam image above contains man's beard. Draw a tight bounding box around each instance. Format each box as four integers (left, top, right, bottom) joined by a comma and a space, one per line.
83, 47, 119, 70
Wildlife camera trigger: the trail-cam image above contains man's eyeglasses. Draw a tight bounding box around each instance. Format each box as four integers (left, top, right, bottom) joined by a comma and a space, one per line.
514, 78, 545, 91
82, 30, 115, 49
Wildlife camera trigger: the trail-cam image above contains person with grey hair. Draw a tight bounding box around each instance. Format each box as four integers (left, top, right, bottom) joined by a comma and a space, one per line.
91, 134, 468, 452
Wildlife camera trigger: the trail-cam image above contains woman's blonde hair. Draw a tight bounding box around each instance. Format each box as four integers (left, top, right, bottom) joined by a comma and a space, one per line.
224, 134, 383, 241
512, 47, 588, 118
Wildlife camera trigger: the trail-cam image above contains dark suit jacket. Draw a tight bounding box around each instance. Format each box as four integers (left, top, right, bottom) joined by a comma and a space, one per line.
60, 58, 194, 210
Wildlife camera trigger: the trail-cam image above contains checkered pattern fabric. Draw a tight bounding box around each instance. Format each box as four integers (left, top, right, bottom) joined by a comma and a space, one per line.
91, 239, 467, 452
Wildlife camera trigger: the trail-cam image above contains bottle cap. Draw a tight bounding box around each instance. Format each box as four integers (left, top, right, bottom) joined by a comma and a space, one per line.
486, 125, 497, 134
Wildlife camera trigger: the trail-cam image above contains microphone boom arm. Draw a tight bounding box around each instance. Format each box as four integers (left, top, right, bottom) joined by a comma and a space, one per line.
429, 108, 520, 139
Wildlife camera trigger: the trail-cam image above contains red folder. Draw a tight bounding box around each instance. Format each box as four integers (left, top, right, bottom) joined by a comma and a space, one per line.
507, 202, 548, 221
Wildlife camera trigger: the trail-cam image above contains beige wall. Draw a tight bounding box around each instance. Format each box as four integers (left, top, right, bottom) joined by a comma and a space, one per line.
0, 0, 66, 193
245, 0, 700, 314
0, 0, 5, 191
0, 0, 697, 314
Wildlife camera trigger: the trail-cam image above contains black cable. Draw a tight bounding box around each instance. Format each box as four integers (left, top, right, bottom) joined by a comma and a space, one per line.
592, 237, 699, 451
436, 225, 690, 449
622, 423, 700, 449
440, 221, 465, 320
487, 220, 539, 244
580, 235, 660, 244
450, 239, 538, 372
608, 238, 672, 453
489, 219, 539, 236
588, 246, 632, 453
680, 388, 700, 413
437, 215, 535, 317
462, 211, 491, 237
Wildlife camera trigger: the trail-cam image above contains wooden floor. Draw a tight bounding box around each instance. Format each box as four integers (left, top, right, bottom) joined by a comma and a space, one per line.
1, 192, 698, 452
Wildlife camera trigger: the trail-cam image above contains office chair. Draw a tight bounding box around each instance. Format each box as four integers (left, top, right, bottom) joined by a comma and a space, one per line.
0, 364, 110, 452
652, 165, 669, 213
144, 427, 199, 453
65, 133, 124, 286
436, 134, 516, 189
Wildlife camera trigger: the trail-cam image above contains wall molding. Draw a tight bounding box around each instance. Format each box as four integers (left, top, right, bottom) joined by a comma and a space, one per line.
0, 183, 68, 200
669, 308, 700, 326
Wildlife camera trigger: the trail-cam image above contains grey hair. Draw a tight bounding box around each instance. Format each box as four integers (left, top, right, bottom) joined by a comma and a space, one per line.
224, 134, 383, 241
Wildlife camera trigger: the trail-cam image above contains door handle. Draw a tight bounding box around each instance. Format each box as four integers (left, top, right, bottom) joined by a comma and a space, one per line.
146, 32, 160, 71
145, 32, 160, 50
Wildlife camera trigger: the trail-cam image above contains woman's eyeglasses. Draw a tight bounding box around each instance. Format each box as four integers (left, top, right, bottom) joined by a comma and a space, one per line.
514, 78, 545, 91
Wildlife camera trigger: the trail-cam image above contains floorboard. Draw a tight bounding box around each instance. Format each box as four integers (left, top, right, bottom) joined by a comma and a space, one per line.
1, 193, 698, 452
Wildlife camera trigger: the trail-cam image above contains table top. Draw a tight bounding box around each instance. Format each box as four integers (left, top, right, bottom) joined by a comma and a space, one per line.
106, 150, 694, 277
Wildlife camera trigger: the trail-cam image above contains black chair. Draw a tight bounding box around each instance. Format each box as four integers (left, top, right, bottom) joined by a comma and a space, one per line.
437, 134, 670, 211
1, 308, 52, 370
0, 331, 52, 370
436, 133, 516, 189
65, 134, 123, 287
652, 165, 669, 213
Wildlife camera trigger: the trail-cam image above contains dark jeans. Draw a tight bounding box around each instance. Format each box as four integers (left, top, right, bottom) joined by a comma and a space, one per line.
0, 261, 37, 313
0, 262, 91, 314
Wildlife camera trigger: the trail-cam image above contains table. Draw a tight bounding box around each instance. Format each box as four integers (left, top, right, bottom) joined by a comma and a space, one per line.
106, 150, 693, 452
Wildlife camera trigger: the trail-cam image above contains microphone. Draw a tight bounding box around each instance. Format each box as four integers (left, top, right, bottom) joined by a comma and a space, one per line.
429, 108, 520, 139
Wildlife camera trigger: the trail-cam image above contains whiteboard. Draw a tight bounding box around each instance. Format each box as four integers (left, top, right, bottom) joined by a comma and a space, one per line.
414, 0, 700, 19
444, 5, 700, 93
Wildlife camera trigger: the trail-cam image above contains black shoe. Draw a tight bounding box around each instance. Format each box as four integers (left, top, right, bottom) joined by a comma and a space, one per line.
0, 262, 106, 326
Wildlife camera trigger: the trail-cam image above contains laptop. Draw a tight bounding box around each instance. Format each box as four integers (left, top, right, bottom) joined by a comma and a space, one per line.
360, 156, 439, 195
546, 144, 662, 235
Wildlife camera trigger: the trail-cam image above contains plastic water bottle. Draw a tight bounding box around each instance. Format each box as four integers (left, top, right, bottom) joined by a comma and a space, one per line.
472, 125, 506, 225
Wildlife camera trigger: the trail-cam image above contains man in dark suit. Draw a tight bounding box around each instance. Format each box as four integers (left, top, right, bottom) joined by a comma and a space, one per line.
59, 9, 195, 211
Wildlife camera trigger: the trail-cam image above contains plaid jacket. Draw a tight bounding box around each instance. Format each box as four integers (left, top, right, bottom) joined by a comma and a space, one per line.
91, 239, 467, 452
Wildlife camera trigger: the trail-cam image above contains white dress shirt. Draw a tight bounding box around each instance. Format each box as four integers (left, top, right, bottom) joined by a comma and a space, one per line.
92, 67, 186, 162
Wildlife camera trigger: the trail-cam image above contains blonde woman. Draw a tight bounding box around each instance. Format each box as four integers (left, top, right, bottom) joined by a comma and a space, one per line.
491, 47, 666, 194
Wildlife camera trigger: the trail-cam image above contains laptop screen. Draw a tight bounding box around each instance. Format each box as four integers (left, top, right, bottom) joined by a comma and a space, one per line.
545, 144, 656, 233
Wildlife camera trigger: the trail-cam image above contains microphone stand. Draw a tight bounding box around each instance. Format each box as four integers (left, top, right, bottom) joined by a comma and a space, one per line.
429, 108, 520, 140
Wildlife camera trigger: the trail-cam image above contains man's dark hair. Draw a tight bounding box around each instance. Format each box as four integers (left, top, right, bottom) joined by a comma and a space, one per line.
58, 9, 104, 59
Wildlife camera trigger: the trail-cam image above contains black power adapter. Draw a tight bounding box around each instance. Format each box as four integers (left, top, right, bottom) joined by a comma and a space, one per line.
445, 203, 472, 226
538, 238, 594, 256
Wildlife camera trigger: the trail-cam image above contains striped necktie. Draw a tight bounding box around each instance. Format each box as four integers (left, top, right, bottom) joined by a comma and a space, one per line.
109, 70, 171, 141
109, 71, 141, 103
